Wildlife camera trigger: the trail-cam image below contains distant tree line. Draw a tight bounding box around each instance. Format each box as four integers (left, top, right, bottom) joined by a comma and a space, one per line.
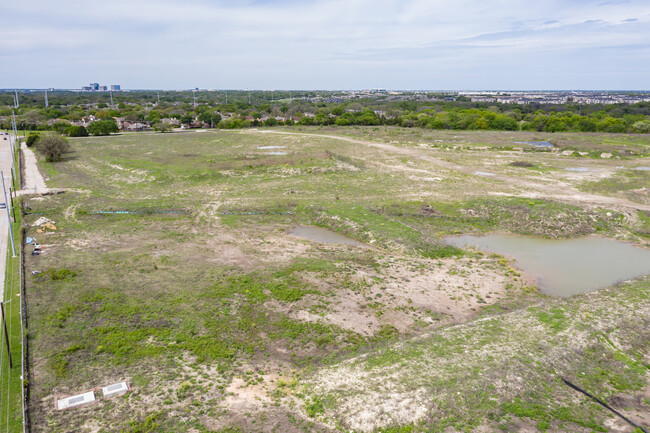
2, 90, 650, 134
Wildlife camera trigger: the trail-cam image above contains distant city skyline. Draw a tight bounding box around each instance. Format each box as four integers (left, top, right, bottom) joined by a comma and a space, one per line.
1, 0, 649, 90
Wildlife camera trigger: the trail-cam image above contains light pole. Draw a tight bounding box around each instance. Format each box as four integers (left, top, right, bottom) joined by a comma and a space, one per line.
2, 171, 16, 257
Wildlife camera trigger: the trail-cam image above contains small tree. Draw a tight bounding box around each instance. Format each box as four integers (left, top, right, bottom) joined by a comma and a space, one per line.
179, 113, 194, 125
26, 133, 41, 147
24, 110, 43, 130
36, 133, 71, 162
264, 117, 279, 127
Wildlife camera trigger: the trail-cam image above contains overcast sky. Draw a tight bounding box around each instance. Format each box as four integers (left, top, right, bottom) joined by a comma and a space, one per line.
1, 0, 649, 90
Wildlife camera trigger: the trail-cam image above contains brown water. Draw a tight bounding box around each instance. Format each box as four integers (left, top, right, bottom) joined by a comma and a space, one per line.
290, 226, 366, 246
445, 234, 650, 297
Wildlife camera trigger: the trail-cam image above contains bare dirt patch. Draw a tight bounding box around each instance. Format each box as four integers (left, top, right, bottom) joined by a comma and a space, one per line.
271, 255, 533, 337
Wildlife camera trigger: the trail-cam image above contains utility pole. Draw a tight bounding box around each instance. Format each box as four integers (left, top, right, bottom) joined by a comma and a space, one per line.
8, 127, 17, 198
1, 302, 11, 368
110, 90, 114, 109
10, 112, 17, 147
11, 109, 18, 138
11, 111, 19, 179
157, 91, 160, 105
225, 91, 228, 104
44, 89, 49, 108
2, 171, 16, 257
14, 89, 19, 108
289, 91, 292, 103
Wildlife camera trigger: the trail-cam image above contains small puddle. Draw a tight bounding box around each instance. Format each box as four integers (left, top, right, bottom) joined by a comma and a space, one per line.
515, 141, 554, 148
445, 234, 650, 297
290, 225, 366, 246
565, 167, 591, 172
634, 166, 650, 171
474, 171, 495, 176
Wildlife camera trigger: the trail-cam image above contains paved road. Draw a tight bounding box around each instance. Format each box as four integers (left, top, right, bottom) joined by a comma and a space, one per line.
0, 132, 16, 304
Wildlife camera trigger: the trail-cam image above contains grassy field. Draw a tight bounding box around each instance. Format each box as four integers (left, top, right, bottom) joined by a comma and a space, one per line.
21, 127, 650, 432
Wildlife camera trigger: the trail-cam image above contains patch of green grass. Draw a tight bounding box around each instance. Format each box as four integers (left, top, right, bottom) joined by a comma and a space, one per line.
502, 399, 606, 432
636, 210, 650, 237
581, 169, 650, 201
120, 412, 164, 433
305, 396, 325, 417
47, 267, 78, 280
417, 243, 464, 259
532, 306, 569, 332
41, 259, 367, 375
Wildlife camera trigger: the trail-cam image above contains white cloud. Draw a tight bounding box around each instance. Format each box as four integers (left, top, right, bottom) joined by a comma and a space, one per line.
1, 0, 649, 89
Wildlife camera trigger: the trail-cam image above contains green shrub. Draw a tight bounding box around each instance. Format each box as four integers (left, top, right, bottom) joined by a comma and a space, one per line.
418, 243, 464, 259
26, 133, 40, 147
67, 125, 88, 137
36, 133, 71, 162
47, 268, 77, 280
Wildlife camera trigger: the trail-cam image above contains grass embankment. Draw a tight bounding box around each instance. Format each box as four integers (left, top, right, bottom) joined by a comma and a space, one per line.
0, 185, 24, 432
21, 128, 650, 432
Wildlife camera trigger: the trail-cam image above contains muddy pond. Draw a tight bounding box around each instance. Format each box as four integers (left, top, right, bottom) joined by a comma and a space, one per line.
445, 235, 650, 297
290, 225, 366, 247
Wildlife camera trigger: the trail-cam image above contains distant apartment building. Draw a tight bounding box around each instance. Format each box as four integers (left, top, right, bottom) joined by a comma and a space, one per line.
81, 83, 119, 92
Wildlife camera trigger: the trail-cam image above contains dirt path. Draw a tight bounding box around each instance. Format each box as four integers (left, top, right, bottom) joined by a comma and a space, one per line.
20, 142, 49, 194
249, 130, 650, 212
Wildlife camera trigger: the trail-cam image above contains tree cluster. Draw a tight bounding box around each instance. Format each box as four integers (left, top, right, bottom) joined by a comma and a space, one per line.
2, 90, 650, 135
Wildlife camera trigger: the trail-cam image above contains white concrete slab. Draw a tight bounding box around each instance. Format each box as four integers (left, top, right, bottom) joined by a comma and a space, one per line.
102, 381, 129, 397
57, 391, 96, 410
